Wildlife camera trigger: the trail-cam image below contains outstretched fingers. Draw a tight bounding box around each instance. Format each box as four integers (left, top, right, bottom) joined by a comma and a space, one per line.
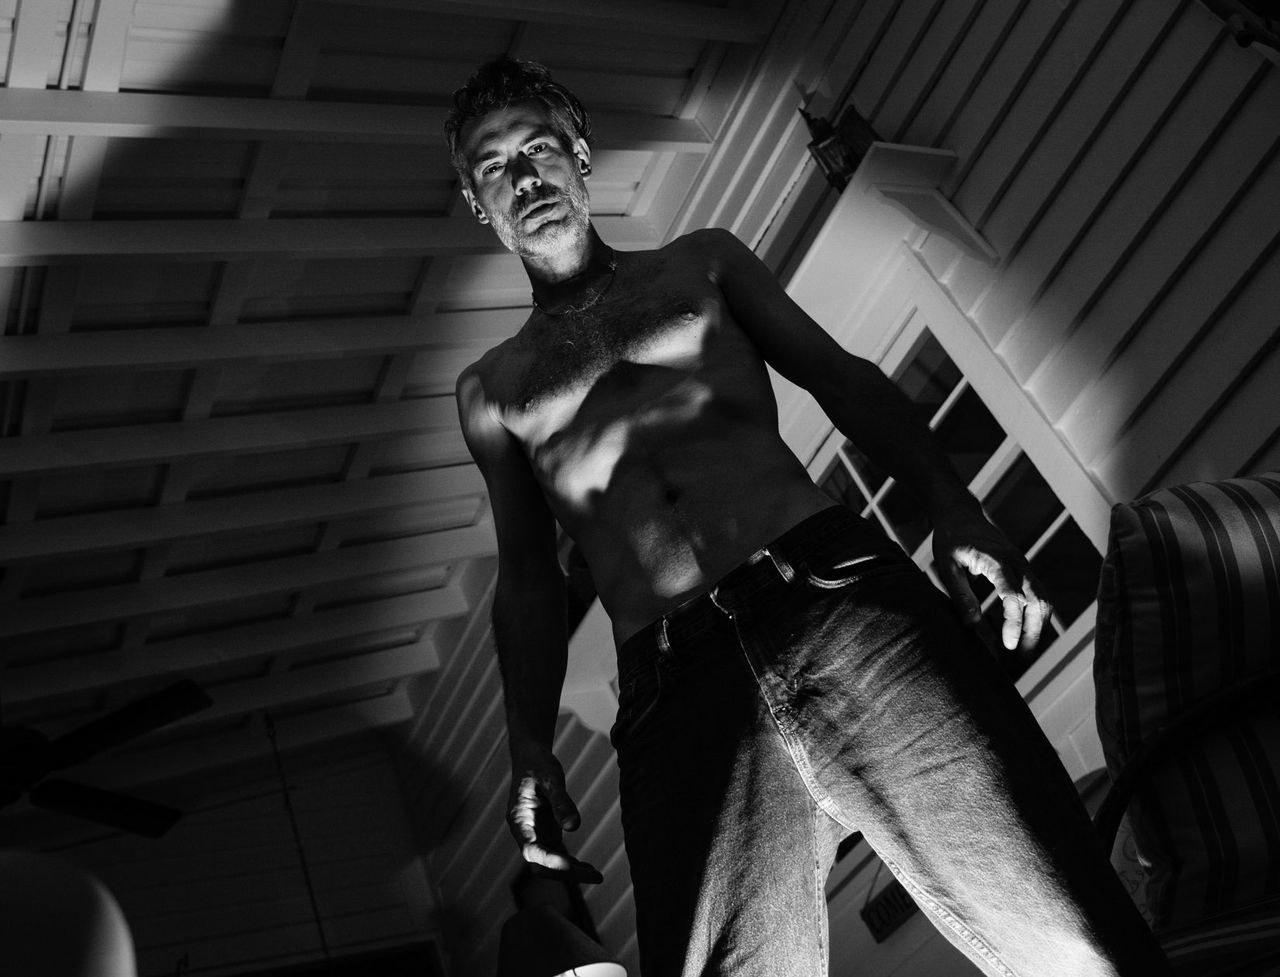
934, 516, 1055, 652
993, 566, 1052, 652
1014, 574, 1051, 652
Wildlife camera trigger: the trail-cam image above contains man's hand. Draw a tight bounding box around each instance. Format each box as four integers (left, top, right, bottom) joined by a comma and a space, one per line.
507, 744, 603, 884
932, 509, 1052, 652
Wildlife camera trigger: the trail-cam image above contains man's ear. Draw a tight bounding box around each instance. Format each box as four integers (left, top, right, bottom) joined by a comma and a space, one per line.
461, 187, 489, 225
572, 137, 592, 179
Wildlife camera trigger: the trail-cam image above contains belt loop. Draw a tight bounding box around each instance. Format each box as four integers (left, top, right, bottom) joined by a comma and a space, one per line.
657, 616, 672, 656
764, 545, 796, 583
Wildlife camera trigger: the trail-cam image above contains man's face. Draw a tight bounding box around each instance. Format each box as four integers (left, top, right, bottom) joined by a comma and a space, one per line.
458, 100, 592, 260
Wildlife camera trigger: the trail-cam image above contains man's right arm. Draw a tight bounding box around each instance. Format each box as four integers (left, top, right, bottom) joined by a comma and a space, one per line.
455, 364, 602, 883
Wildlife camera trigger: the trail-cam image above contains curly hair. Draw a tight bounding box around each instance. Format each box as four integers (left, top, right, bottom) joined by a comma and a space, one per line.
444, 57, 592, 188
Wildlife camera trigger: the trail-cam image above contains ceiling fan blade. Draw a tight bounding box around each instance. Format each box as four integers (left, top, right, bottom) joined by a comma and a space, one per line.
45, 680, 212, 770
30, 779, 183, 838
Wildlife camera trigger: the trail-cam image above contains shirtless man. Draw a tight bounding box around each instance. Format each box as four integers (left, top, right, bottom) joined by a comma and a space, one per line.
449, 58, 1169, 977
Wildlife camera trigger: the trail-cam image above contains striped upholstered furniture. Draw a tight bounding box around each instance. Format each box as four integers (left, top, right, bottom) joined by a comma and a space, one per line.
1093, 472, 1280, 975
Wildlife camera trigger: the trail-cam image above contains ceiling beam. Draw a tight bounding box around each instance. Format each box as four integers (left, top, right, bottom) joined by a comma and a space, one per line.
321, 0, 766, 42
0, 464, 486, 562
0, 215, 661, 265
7, 586, 469, 705
0, 310, 527, 378
0, 397, 459, 477
0, 516, 495, 638
81, 0, 134, 93
0, 89, 713, 152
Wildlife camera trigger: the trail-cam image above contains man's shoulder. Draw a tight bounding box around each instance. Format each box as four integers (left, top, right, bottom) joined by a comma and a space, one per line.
660, 228, 753, 280
666, 226, 744, 256
455, 334, 519, 408
459, 324, 528, 383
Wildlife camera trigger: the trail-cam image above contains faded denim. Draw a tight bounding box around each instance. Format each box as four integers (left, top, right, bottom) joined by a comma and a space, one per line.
612, 506, 1170, 977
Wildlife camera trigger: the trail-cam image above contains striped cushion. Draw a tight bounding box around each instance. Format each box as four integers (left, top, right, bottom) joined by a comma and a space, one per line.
1160, 895, 1280, 976
1094, 473, 1280, 932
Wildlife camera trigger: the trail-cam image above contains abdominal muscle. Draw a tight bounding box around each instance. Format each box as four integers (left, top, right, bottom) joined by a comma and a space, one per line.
532, 379, 834, 646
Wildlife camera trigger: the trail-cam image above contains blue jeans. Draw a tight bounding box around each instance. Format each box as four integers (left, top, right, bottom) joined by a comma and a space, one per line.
612, 506, 1169, 977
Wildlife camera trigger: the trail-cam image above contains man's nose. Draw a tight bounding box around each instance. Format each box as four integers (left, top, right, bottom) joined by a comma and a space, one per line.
510, 154, 541, 195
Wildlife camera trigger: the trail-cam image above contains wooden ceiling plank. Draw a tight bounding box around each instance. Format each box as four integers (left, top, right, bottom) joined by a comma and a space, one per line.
319, 0, 765, 43
0, 397, 460, 477
0, 133, 38, 227
0, 89, 713, 152
8, 587, 468, 705
0, 214, 660, 264
81, 0, 134, 93
0, 311, 527, 378
0, 516, 496, 638
272, 1, 323, 101
56, 134, 109, 218
0, 215, 492, 261
8, 0, 62, 88
0, 465, 486, 562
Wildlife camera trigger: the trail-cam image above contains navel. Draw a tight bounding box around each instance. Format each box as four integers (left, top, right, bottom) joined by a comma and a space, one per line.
663, 486, 680, 506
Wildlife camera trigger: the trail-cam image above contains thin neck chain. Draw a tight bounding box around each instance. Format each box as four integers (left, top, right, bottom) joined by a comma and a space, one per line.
532, 249, 618, 317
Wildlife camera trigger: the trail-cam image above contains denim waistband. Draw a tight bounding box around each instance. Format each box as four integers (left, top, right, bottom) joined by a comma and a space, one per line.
617, 505, 900, 682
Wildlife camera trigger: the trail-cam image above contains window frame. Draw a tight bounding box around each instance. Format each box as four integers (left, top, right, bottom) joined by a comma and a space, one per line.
777, 222, 1113, 774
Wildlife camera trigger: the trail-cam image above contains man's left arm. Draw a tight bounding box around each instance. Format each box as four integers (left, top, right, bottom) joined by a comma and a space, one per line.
706, 228, 1051, 651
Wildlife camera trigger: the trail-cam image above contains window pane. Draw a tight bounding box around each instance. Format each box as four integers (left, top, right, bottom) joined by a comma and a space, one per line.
819, 458, 866, 511
985, 454, 1062, 553
893, 331, 960, 426
840, 440, 887, 498
1029, 519, 1101, 626
933, 388, 1005, 484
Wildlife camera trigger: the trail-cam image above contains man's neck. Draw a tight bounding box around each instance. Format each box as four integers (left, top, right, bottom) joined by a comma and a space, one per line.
525, 226, 613, 310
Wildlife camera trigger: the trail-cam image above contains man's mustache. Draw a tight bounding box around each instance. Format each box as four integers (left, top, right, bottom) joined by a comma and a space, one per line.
512, 186, 561, 221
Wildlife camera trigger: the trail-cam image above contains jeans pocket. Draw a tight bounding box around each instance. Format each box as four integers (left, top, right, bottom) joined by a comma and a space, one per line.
610, 662, 662, 752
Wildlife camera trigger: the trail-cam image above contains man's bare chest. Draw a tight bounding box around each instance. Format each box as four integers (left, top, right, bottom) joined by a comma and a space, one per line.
499, 277, 721, 413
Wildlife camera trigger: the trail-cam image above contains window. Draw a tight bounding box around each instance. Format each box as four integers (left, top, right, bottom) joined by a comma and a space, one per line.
814, 330, 1101, 682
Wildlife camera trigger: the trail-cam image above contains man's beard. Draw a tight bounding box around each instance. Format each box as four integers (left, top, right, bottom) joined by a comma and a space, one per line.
489, 177, 591, 259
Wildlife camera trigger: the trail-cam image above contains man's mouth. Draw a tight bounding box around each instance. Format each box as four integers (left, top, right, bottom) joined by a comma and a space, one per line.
520, 198, 560, 222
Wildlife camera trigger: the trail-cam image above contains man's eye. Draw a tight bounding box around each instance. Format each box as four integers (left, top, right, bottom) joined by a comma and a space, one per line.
527, 143, 547, 155
481, 162, 502, 177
